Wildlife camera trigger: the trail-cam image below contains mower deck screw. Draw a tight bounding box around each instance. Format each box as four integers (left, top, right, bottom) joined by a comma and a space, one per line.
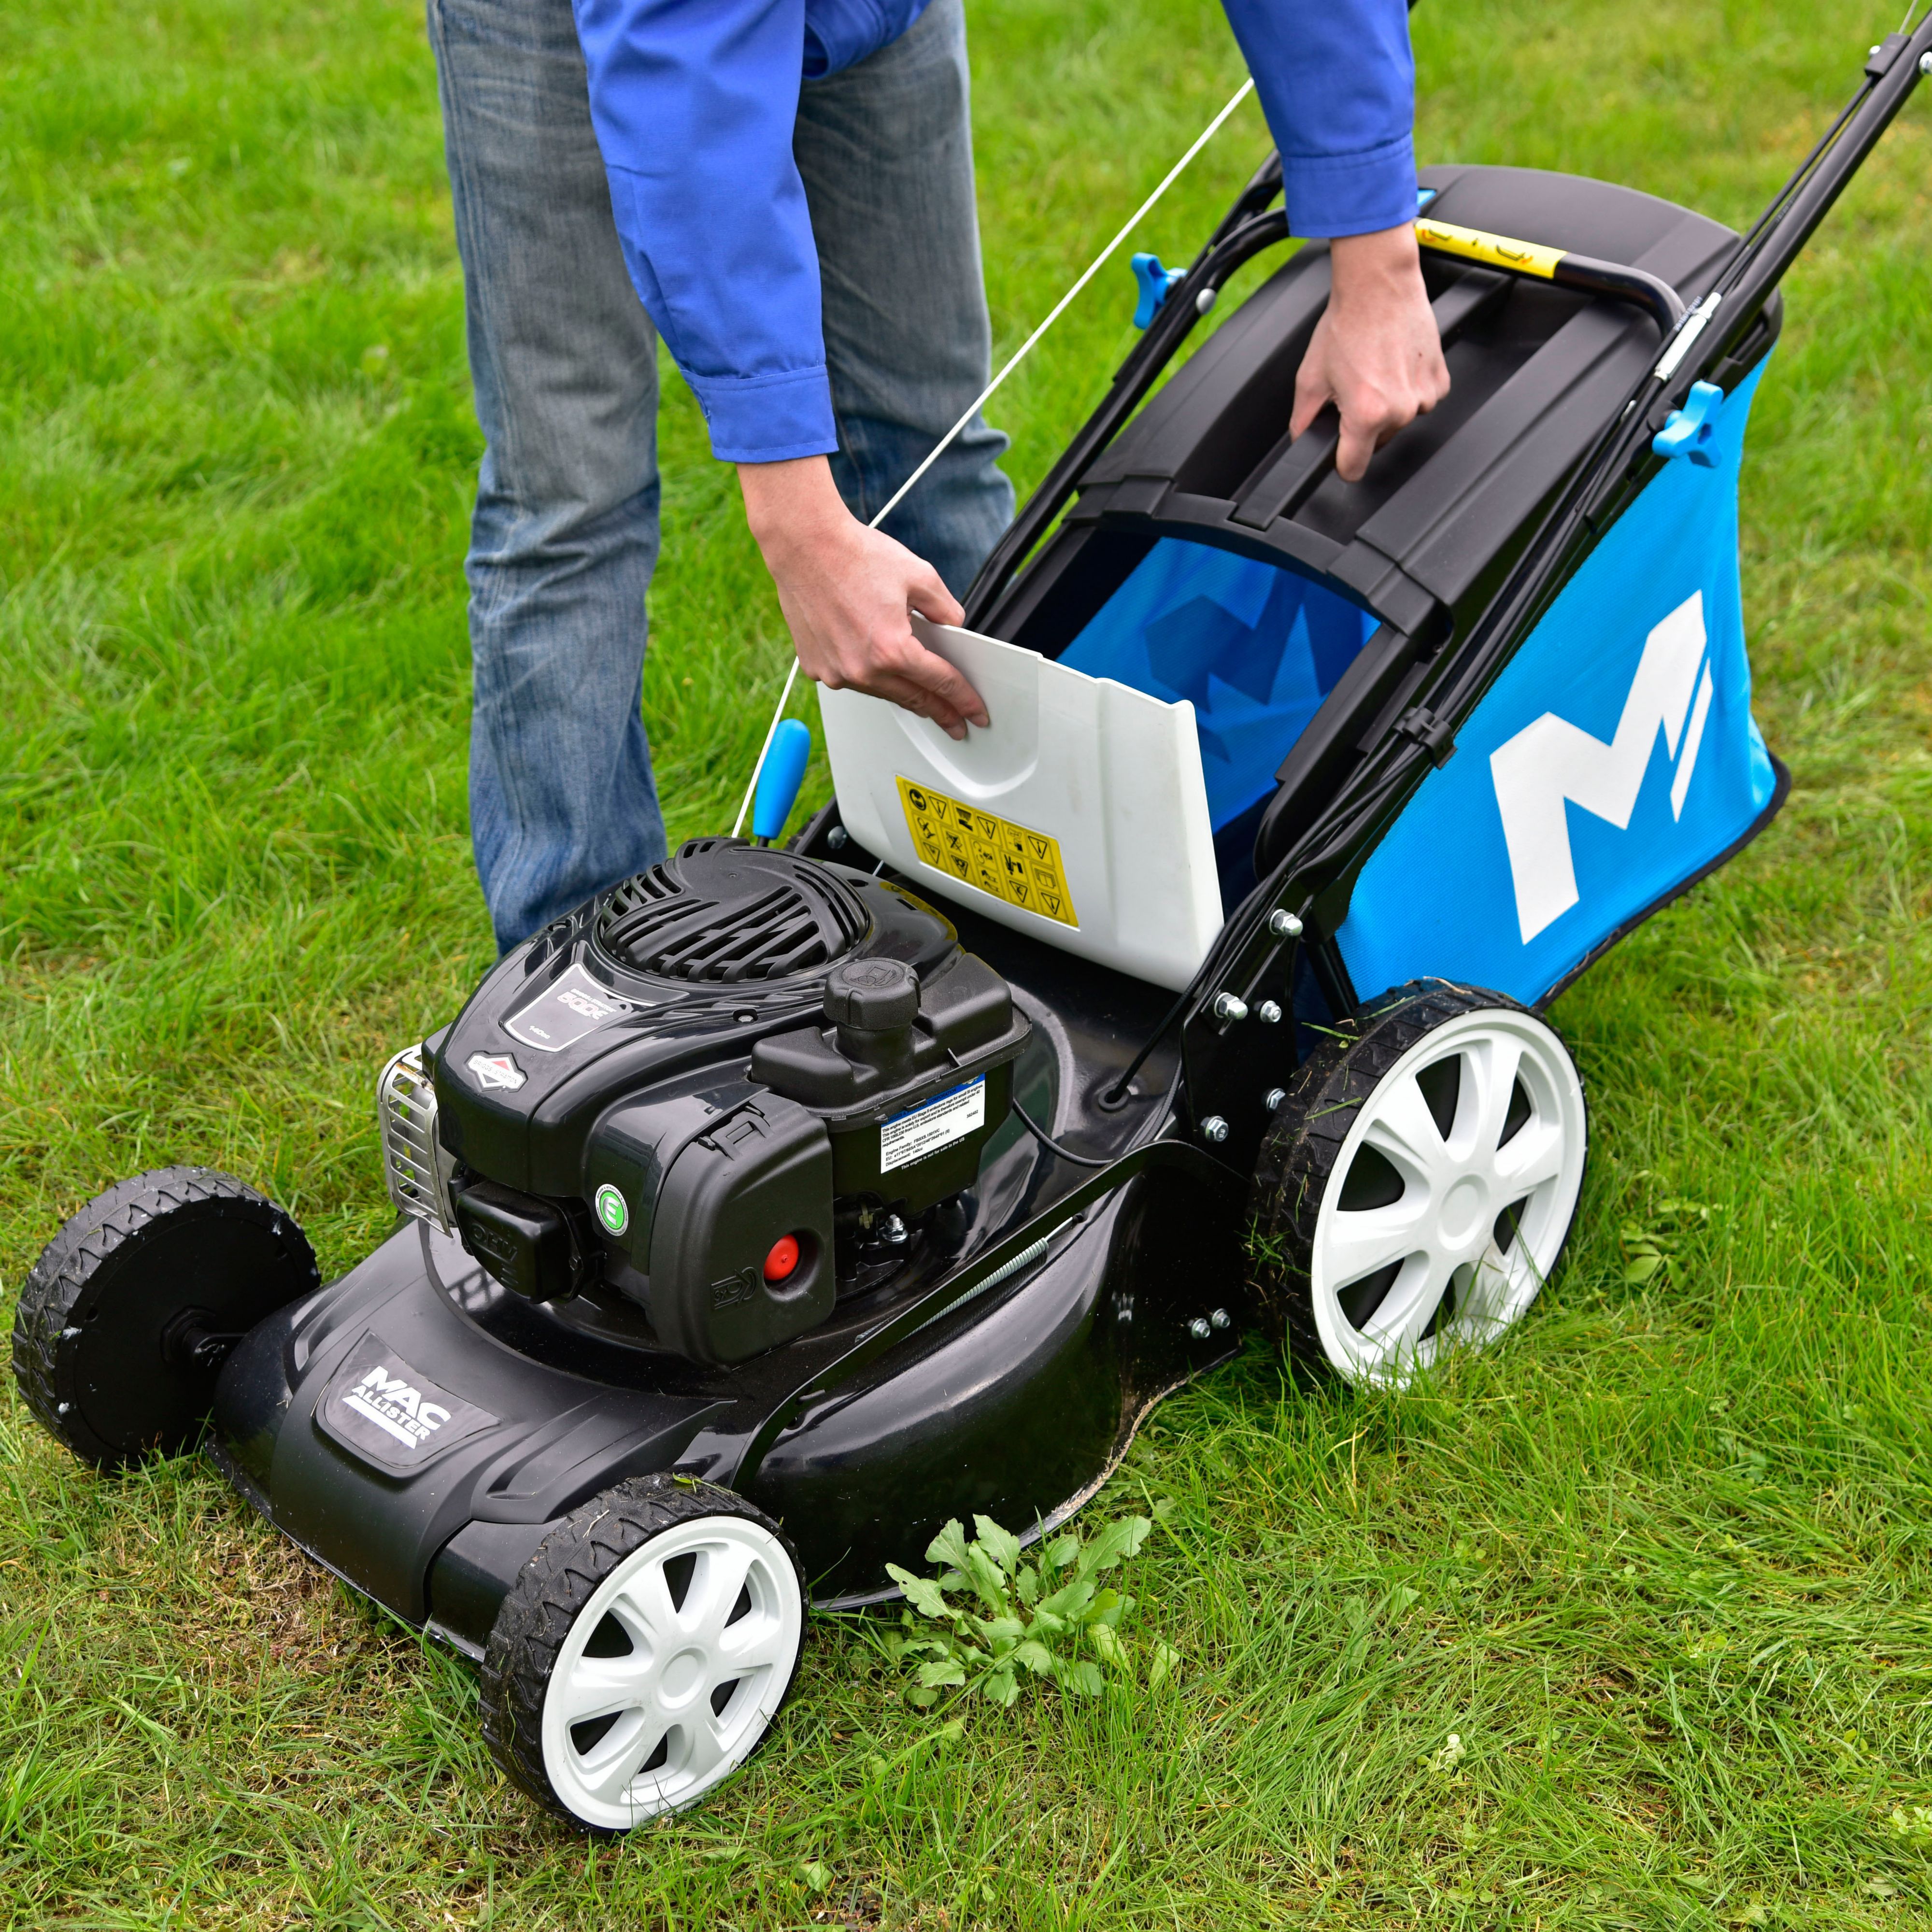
1211, 991, 1249, 1023
1187, 1317, 1212, 1340
1200, 1114, 1229, 1144
1256, 999, 1283, 1024
1922, 50, 1932, 73
1266, 909, 1304, 938
1264, 1086, 1287, 1111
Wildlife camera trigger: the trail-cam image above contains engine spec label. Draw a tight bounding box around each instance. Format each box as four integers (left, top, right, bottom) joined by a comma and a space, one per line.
880, 1077, 987, 1174
506, 961, 631, 1053
895, 777, 1078, 927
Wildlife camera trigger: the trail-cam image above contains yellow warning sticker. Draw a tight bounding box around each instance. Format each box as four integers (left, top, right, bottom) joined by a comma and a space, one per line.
895, 776, 1079, 928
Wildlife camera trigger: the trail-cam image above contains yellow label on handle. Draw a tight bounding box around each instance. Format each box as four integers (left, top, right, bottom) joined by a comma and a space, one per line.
895, 776, 1079, 928
1414, 216, 1563, 280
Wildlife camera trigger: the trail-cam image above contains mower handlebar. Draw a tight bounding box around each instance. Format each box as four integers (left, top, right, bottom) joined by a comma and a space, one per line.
1412, 215, 1687, 337
963, 182, 1696, 625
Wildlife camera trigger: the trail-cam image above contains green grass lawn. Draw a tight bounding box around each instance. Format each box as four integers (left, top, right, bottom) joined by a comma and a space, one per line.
2, 0, 1930, 1923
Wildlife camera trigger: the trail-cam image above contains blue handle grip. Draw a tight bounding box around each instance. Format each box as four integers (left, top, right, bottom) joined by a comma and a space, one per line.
752, 718, 812, 841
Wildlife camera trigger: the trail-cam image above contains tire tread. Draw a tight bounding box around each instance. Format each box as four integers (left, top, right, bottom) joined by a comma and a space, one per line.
480, 1474, 803, 1833
1249, 979, 1579, 1377
12, 1166, 318, 1467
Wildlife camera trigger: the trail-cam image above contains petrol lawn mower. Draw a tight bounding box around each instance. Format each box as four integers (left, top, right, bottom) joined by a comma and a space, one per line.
15, 20, 1930, 1833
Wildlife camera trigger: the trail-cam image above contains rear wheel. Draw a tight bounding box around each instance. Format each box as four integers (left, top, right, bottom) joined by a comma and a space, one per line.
13, 1167, 321, 1467
1251, 981, 1586, 1387
482, 1475, 805, 1833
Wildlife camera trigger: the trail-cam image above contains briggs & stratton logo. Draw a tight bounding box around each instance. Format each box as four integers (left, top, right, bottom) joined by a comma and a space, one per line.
467, 1051, 527, 1090
710, 1268, 758, 1310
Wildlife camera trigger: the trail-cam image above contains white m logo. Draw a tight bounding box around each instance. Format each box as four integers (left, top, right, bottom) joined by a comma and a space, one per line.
1490, 591, 1715, 944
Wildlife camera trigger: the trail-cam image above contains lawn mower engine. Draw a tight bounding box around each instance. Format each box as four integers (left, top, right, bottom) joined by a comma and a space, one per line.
407, 836, 1030, 1366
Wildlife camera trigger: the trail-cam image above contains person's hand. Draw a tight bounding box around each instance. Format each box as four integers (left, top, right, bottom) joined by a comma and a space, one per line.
1291, 223, 1451, 483
739, 456, 989, 740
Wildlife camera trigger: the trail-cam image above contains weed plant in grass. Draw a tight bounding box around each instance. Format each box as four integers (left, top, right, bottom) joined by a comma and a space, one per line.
1, 0, 1929, 1925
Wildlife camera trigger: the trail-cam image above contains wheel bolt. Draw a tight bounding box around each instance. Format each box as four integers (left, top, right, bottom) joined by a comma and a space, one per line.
1209, 1307, 1230, 1330
1264, 1086, 1286, 1111
1211, 992, 1248, 1023
1187, 1317, 1212, 1340
1200, 1114, 1229, 1144
1256, 999, 1282, 1024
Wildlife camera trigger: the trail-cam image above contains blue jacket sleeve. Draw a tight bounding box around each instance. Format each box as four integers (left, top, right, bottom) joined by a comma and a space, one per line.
571, 0, 839, 464
1220, 0, 1417, 237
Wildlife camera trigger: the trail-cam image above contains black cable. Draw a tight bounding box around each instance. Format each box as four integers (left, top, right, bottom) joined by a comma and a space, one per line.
1096, 985, 1193, 1108
1738, 114, 1850, 253
1009, 1097, 1115, 1167
1709, 19, 1932, 317
1388, 25, 1925, 778
1726, 80, 1868, 267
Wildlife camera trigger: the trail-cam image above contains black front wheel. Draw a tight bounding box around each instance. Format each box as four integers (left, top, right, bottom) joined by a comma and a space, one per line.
13, 1166, 321, 1468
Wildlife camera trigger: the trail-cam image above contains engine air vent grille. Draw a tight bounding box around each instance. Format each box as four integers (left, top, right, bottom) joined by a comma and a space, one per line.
595, 840, 869, 984
377, 1044, 457, 1232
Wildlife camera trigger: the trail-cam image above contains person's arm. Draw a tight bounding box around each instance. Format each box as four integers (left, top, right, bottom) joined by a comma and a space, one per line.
573, 0, 831, 462
1221, 0, 1449, 480
571, 0, 983, 733
738, 458, 988, 737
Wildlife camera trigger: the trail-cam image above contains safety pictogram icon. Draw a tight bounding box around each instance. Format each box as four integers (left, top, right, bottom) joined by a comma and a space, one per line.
894, 776, 1078, 928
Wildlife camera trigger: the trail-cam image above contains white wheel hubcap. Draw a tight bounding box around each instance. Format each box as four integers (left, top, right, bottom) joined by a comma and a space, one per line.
1310, 1006, 1586, 1387
540, 1513, 802, 1829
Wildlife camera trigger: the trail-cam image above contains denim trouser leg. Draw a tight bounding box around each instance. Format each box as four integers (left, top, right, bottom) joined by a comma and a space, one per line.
431, 0, 1012, 952
798, 0, 1014, 598
428, 0, 667, 953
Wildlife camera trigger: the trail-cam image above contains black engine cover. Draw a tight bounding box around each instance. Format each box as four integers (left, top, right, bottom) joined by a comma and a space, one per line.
426, 839, 1028, 1364
644, 1092, 835, 1363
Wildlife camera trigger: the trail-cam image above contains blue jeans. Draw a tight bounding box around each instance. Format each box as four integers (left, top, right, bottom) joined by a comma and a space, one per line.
427, 0, 1014, 952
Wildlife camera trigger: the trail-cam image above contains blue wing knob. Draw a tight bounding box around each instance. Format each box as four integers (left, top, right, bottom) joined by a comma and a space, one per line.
1652, 380, 1725, 469
1131, 252, 1186, 329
